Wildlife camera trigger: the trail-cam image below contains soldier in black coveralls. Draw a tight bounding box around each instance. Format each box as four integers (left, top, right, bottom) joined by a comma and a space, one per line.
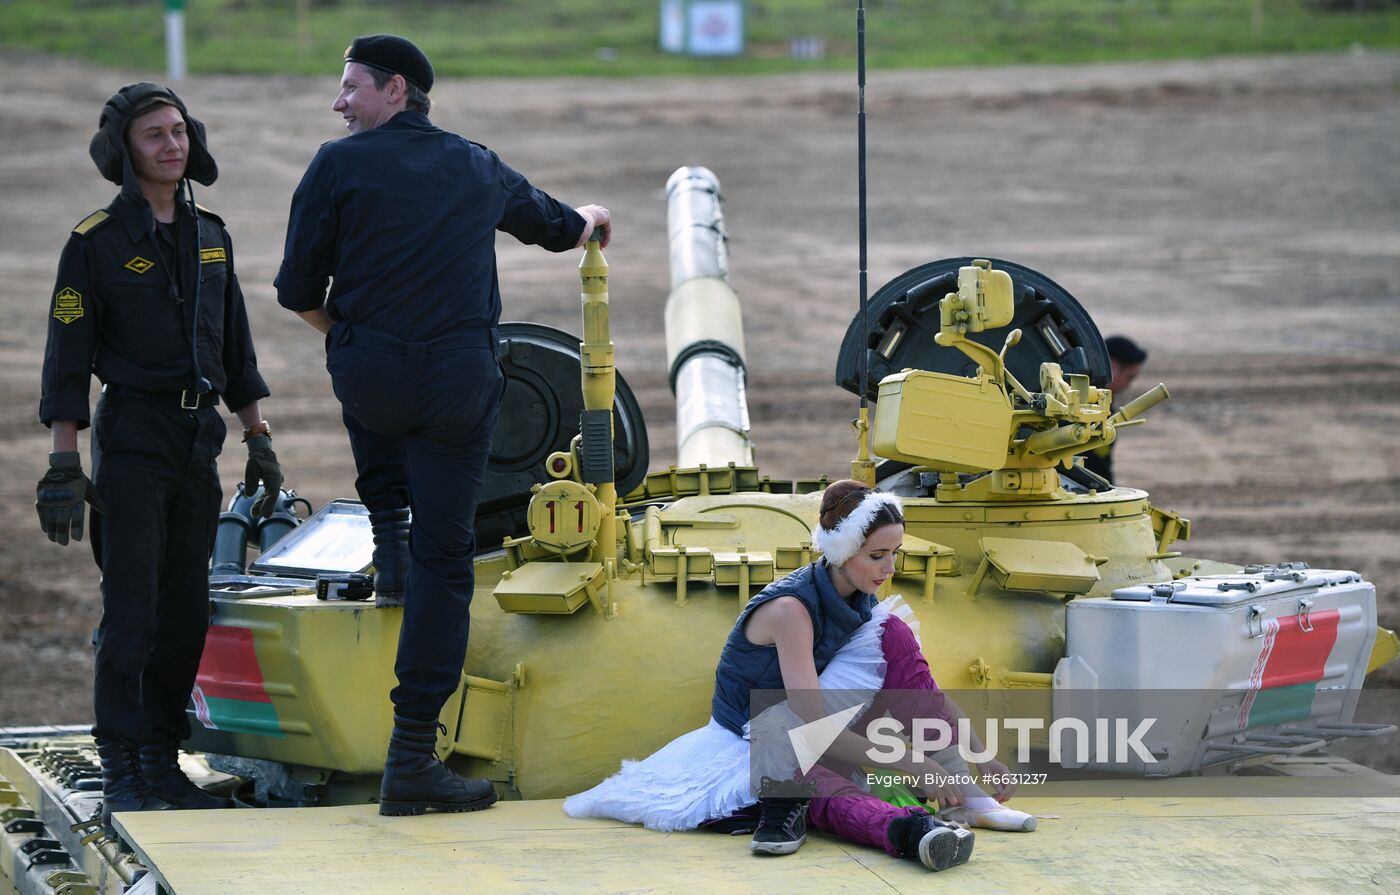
276, 34, 612, 816
36, 83, 284, 819
1082, 335, 1149, 484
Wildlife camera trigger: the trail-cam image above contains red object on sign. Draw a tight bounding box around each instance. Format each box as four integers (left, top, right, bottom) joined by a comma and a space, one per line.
1261, 609, 1340, 689
195, 626, 273, 703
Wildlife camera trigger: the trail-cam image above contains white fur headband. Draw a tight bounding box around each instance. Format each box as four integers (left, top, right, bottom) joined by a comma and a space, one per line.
810, 491, 904, 568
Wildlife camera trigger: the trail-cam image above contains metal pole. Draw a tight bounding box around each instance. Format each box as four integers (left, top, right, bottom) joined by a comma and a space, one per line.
297, 0, 312, 66
850, 0, 877, 486
857, 0, 868, 410
164, 0, 187, 81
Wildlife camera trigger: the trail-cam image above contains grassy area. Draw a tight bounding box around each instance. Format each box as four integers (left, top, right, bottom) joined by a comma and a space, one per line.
4, 0, 1399, 77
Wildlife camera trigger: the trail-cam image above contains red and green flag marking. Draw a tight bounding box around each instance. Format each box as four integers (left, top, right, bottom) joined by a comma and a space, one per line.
191, 626, 286, 738
1238, 608, 1340, 730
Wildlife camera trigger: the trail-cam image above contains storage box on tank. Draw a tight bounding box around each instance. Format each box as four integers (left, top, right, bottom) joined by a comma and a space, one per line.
1054, 565, 1378, 776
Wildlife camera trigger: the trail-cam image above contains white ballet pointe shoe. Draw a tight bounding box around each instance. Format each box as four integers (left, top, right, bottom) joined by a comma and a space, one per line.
938, 803, 1038, 832
968, 805, 1037, 832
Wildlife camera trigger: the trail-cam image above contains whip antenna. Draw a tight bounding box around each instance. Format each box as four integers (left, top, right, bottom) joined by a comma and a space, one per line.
858, 0, 868, 407
851, 0, 876, 485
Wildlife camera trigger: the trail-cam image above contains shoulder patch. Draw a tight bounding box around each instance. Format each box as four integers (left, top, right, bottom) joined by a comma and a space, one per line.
53, 287, 84, 324
72, 210, 110, 236
194, 204, 225, 225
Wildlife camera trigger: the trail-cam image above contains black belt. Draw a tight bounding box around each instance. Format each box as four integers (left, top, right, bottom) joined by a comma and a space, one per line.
103, 384, 220, 410
332, 322, 498, 353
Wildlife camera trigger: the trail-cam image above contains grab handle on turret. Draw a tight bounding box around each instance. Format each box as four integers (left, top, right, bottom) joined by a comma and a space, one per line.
578, 237, 617, 572
1111, 383, 1170, 425
1024, 422, 1092, 457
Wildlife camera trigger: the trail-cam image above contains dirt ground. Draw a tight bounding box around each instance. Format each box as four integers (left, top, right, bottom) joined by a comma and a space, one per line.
1, 50, 1397, 734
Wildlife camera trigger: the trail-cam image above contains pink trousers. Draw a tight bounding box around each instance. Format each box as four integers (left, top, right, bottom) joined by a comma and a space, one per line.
803, 615, 955, 856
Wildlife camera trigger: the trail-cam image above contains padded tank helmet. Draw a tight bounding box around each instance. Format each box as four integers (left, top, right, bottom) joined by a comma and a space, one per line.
88, 82, 218, 186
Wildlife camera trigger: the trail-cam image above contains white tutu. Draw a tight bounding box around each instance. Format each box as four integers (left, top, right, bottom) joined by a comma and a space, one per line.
563, 595, 917, 831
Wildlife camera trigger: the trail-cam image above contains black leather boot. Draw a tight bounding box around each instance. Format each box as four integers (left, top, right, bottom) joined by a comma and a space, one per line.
370, 508, 411, 608
95, 738, 170, 824
378, 713, 498, 816
139, 741, 234, 809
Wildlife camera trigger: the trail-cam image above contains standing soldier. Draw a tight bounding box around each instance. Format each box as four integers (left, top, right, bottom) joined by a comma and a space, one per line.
275, 34, 610, 816
37, 83, 284, 820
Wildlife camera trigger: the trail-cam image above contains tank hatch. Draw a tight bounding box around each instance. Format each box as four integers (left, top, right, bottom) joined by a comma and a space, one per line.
835, 257, 1111, 401
478, 322, 649, 552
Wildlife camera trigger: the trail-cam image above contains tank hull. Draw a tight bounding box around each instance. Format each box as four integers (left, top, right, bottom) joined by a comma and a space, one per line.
183, 485, 1223, 800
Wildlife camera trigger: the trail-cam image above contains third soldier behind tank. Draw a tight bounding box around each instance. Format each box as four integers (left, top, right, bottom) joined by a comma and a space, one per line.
274, 33, 612, 816
1082, 335, 1148, 484
1080, 334, 1148, 481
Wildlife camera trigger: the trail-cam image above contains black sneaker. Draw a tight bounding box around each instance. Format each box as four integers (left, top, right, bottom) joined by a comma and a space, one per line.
750, 776, 812, 856
889, 813, 975, 871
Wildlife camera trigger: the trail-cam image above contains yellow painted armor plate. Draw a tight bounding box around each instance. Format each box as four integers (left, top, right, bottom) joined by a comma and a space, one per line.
112, 785, 1400, 894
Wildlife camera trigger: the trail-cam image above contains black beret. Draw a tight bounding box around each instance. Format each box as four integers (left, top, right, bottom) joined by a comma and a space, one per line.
345, 34, 434, 94
1104, 335, 1148, 365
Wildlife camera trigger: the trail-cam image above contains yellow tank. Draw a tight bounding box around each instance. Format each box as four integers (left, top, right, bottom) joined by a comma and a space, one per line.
166, 186, 1396, 807
3, 167, 1398, 895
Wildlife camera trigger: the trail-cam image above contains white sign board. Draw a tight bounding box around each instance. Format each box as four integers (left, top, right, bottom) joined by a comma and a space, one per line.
687, 1, 744, 56
660, 0, 686, 53
660, 0, 745, 57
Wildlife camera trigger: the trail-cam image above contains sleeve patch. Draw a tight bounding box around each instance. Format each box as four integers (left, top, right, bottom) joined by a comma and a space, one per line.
53, 288, 84, 324
199, 247, 227, 264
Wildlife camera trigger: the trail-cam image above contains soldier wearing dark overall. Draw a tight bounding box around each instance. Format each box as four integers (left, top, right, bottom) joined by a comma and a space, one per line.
1082, 335, 1148, 484
275, 34, 611, 815
36, 83, 283, 819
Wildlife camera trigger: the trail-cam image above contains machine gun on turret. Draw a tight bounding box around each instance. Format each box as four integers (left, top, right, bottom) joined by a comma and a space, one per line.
872, 259, 1169, 502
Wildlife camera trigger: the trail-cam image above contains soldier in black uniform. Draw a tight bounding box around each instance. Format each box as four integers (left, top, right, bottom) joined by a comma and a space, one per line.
1083, 335, 1149, 484
36, 83, 284, 819
276, 34, 611, 816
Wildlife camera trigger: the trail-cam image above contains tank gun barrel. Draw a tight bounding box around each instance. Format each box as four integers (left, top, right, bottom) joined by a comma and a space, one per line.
663, 166, 754, 468
666, 167, 728, 289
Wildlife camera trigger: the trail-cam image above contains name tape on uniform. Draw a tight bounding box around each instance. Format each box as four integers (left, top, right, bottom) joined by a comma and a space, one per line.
200, 247, 227, 264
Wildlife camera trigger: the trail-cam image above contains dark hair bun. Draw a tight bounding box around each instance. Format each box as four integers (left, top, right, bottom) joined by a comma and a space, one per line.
818, 479, 869, 531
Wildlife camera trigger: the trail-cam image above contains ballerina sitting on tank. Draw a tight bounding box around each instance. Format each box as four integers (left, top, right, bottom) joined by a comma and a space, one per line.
565, 480, 1036, 870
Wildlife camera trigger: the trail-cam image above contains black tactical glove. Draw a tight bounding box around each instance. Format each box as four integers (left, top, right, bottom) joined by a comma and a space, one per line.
36, 451, 106, 546
243, 434, 284, 518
